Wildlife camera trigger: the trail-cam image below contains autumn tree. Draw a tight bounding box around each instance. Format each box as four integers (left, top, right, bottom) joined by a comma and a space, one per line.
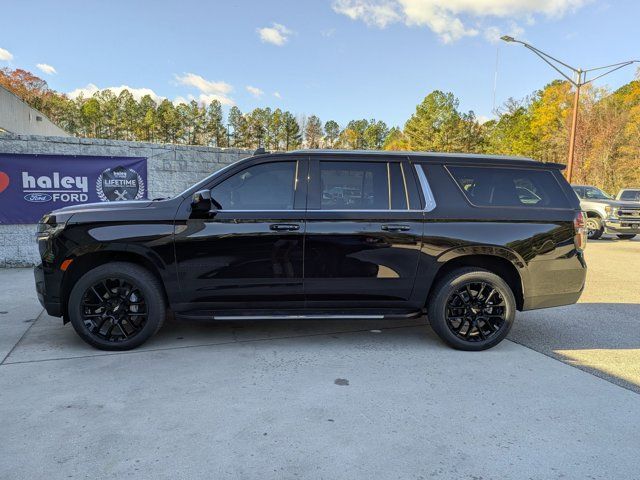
383, 127, 409, 151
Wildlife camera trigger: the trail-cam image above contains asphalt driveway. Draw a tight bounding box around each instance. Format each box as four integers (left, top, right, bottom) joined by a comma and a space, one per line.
1, 237, 639, 479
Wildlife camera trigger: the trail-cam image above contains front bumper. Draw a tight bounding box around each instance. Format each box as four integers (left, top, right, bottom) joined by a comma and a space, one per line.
603, 217, 640, 235
34, 263, 62, 317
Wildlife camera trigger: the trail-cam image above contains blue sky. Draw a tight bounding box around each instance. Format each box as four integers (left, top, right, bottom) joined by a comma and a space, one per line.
1, 0, 638, 127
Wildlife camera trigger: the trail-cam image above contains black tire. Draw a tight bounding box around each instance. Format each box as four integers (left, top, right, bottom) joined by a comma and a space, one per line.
68, 262, 166, 350
585, 217, 603, 240
616, 234, 636, 240
427, 268, 516, 351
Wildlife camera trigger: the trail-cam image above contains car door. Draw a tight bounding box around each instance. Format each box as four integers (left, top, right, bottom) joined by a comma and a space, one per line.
303, 156, 424, 309
174, 157, 307, 311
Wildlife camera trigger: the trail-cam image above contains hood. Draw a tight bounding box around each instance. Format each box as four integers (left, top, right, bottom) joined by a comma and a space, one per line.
52, 200, 154, 215
43, 200, 155, 223
582, 198, 639, 208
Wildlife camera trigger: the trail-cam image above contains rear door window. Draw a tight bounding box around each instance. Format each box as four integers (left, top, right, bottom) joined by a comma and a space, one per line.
447, 166, 569, 208
319, 161, 389, 210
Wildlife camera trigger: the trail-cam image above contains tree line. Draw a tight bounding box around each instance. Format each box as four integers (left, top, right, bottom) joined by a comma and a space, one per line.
1, 67, 639, 192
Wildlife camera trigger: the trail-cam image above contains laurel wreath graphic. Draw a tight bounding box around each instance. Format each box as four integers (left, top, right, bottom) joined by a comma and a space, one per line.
96, 168, 146, 202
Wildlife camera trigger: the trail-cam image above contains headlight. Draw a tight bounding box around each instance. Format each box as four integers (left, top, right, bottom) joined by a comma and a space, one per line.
604, 205, 616, 217
36, 214, 66, 239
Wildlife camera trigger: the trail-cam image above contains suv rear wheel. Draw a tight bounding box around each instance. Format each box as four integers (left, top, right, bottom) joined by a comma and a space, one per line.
427, 268, 515, 351
68, 262, 166, 350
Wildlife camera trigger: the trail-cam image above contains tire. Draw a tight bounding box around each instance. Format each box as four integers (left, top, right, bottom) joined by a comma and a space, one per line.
616, 234, 636, 240
427, 268, 516, 351
585, 217, 603, 240
68, 262, 166, 350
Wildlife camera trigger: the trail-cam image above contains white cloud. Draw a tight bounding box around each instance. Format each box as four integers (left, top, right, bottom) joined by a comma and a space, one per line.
273, 91, 282, 99
257, 23, 292, 46
36, 63, 57, 75
332, 0, 400, 27
0, 47, 13, 61
197, 93, 234, 105
246, 85, 264, 98
174, 72, 234, 105
173, 95, 189, 105
68, 83, 164, 102
332, 0, 589, 43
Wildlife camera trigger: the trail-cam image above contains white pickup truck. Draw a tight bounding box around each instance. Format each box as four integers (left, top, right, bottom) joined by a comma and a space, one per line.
572, 185, 640, 240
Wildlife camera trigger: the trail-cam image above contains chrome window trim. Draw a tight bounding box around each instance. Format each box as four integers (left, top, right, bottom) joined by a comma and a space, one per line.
414, 165, 437, 212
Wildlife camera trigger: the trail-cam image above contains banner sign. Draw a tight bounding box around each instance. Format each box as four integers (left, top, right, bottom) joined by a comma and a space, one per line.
0, 153, 147, 224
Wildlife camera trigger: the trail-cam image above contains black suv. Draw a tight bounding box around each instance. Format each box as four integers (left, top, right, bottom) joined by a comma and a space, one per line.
34, 150, 587, 351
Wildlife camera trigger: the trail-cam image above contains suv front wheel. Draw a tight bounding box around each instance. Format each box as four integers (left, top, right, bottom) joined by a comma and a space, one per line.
68, 262, 166, 350
585, 217, 604, 240
427, 268, 516, 351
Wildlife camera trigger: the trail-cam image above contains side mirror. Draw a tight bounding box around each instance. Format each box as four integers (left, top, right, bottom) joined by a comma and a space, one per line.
191, 189, 213, 213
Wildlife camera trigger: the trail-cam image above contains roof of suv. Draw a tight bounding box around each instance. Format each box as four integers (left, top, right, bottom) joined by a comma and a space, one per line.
254, 149, 565, 169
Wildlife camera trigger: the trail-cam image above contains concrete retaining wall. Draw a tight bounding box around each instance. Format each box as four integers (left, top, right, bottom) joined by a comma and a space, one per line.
0, 133, 252, 267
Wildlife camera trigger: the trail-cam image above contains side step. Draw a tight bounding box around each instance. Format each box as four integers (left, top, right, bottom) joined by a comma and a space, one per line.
214, 314, 384, 320
176, 310, 424, 321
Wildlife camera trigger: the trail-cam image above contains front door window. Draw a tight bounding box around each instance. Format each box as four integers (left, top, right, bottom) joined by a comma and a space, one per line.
210, 161, 297, 210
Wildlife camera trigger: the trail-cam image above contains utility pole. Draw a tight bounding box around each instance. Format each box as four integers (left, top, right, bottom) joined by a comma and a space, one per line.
500, 36, 637, 183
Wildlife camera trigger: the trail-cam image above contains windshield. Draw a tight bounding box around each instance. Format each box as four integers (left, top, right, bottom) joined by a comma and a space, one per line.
575, 186, 612, 200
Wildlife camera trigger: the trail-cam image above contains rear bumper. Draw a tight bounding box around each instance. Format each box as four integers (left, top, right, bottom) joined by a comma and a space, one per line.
603, 218, 640, 235
522, 289, 584, 311
34, 263, 62, 317
521, 252, 587, 311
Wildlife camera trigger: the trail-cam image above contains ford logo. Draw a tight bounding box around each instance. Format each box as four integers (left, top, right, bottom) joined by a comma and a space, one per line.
24, 193, 52, 203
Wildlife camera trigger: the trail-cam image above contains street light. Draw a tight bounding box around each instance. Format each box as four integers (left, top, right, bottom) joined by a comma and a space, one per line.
500, 35, 638, 183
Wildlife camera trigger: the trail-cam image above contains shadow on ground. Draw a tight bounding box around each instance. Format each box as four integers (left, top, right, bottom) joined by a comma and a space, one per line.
3, 313, 431, 364
510, 302, 640, 393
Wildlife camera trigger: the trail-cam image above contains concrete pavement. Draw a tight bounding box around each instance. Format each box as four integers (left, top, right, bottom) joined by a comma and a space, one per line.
1, 237, 639, 479
510, 236, 640, 393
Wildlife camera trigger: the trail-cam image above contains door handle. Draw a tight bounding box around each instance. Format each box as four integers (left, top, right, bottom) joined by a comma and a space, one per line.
381, 224, 411, 232
270, 223, 300, 231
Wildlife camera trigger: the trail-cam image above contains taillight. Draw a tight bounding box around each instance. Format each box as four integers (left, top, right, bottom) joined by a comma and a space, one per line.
574, 211, 587, 251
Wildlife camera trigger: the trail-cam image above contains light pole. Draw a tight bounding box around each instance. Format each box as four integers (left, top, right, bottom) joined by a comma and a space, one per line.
500, 35, 638, 183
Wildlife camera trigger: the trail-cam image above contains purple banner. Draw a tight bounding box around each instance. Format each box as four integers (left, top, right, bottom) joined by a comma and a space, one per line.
0, 153, 147, 224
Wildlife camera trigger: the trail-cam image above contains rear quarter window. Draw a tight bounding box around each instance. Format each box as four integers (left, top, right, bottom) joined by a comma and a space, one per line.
447, 165, 570, 208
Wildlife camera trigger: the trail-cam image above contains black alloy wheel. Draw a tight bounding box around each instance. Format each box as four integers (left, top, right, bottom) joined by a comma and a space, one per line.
427, 268, 515, 351
68, 262, 165, 350
80, 278, 147, 342
445, 282, 506, 343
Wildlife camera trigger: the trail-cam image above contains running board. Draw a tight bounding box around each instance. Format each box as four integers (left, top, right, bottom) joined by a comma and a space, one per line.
175, 310, 423, 321
213, 314, 385, 320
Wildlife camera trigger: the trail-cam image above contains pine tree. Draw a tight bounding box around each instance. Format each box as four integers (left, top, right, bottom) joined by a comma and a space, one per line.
324, 120, 340, 147
281, 111, 302, 150
305, 115, 323, 148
